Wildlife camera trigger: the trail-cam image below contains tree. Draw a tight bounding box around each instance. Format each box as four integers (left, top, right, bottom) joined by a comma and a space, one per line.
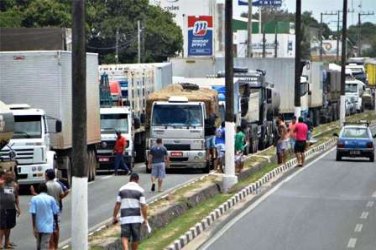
0, 0, 183, 63
347, 22, 376, 57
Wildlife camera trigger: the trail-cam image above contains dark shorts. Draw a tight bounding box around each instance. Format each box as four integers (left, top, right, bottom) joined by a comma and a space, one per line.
294, 140, 306, 153
121, 223, 141, 241
0, 209, 17, 229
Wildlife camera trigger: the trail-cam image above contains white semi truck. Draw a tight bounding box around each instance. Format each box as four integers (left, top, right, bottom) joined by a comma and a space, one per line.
0, 51, 100, 184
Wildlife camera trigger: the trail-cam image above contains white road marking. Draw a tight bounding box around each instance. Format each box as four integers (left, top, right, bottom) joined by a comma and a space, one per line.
62, 245, 69, 249
347, 238, 357, 248
366, 201, 374, 208
200, 147, 336, 250
360, 212, 369, 219
354, 224, 363, 233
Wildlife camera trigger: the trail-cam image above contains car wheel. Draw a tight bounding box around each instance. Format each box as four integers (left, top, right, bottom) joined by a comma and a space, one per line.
336, 152, 342, 161
370, 155, 374, 162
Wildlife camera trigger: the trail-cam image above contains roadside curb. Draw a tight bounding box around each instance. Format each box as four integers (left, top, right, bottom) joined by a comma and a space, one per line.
165, 138, 337, 250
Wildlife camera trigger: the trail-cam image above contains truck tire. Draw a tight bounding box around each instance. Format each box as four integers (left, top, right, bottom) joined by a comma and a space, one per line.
90, 150, 97, 181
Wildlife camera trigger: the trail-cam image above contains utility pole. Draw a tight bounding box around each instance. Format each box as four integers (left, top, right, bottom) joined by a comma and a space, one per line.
262, 24, 266, 58
274, 24, 278, 58
224, 0, 237, 192
115, 27, 119, 64
357, 12, 374, 56
336, 10, 340, 62
340, 0, 348, 127
294, 0, 301, 119
320, 13, 323, 61
137, 20, 141, 63
72, 0, 88, 249
247, 0, 253, 57
319, 12, 337, 61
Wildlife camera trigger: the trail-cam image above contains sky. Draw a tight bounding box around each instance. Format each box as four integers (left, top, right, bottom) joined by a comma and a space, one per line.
234, 0, 376, 29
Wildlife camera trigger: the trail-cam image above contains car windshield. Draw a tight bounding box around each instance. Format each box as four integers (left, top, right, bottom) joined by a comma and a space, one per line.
100, 113, 128, 134
152, 104, 203, 127
13, 115, 42, 139
345, 84, 357, 93
341, 127, 369, 139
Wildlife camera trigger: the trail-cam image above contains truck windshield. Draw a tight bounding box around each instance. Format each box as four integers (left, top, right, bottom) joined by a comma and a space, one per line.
100, 114, 129, 134
13, 115, 42, 139
152, 104, 203, 127
345, 84, 358, 93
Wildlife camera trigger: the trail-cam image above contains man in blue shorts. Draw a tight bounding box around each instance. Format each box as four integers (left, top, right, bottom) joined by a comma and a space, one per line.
148, 138, 169, 192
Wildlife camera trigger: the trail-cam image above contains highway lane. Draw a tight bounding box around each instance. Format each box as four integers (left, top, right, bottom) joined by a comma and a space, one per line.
12, 163, 204, 249
202, 149, 376, 250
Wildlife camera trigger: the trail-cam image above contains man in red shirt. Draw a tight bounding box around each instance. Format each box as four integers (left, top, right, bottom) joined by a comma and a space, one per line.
294, 117, 308, 167
113, 131, 131, 175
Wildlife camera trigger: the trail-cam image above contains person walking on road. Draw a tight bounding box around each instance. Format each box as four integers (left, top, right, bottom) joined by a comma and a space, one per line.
0, 170, 20, 249
234, 126, 246, 173
29, 183, 60, 250
294, 117, 309, 167
112, 173, 148, 250
45, 169, 68, 250
148, 138, 169, 192
113, 130, 131, 176
276, 117, 288, 164
288, 116, 297, 155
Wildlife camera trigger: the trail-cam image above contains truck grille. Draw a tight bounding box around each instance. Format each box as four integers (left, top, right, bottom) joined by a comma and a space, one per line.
164, 144, 191, 150
0, 148, 34, 164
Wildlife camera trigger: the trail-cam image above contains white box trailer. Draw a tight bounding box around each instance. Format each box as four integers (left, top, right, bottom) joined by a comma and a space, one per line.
0, 50, 100, 182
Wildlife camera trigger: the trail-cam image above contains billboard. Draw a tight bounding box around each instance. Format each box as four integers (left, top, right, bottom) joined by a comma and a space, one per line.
188, 16, 213, 56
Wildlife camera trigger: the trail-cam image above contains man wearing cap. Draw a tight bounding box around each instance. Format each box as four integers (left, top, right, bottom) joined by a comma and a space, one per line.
113, 131, 131, 176
112, 173, 148, 250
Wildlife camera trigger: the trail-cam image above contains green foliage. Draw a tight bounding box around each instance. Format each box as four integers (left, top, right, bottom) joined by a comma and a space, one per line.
347, 22, 376, 57
0, 0, 183, 63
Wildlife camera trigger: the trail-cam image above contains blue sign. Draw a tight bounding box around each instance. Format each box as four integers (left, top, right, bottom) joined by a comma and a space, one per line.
188, 16, 213, 56
238, 0, 282, 7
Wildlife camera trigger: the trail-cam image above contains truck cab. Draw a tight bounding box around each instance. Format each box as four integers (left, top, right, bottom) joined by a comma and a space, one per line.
147, 97, 207, 171
97, 106, 134, 171
0, 104, 56, 185
345, 79, 366, 112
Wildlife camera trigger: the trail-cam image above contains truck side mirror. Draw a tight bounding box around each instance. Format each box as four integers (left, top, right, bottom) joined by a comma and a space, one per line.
55, 120, 62, 133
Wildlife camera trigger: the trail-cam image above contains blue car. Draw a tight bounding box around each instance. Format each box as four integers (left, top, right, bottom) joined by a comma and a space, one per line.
334, 123, 376, 162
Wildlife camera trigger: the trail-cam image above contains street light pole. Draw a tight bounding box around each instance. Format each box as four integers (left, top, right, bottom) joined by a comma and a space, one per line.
340, 0, 348, 127
294, 0, 302, 119
247, 0, 253, 57
224, 0, 237, 192
71, 0, 88, 249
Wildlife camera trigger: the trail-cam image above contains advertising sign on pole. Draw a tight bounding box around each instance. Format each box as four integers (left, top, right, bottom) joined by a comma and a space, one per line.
238, 0, 282, 7
188, 16, 213, 56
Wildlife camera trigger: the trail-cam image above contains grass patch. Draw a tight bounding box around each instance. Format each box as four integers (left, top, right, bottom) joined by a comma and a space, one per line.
138, 194, 232, 250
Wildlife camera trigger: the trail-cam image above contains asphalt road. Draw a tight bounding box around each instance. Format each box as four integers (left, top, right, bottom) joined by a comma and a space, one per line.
202, 149, 376, 250
11, 163, 204, 249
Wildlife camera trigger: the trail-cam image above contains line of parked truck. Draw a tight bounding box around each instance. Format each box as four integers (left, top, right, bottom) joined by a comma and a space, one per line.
1, 50, 374, 184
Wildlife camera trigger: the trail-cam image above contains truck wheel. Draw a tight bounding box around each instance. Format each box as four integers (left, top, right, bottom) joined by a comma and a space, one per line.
90, 151, 97, 181
370, 154, 374, 162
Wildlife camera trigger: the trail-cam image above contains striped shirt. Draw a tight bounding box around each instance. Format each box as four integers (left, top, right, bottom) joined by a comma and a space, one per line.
116, 182, 146, 224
